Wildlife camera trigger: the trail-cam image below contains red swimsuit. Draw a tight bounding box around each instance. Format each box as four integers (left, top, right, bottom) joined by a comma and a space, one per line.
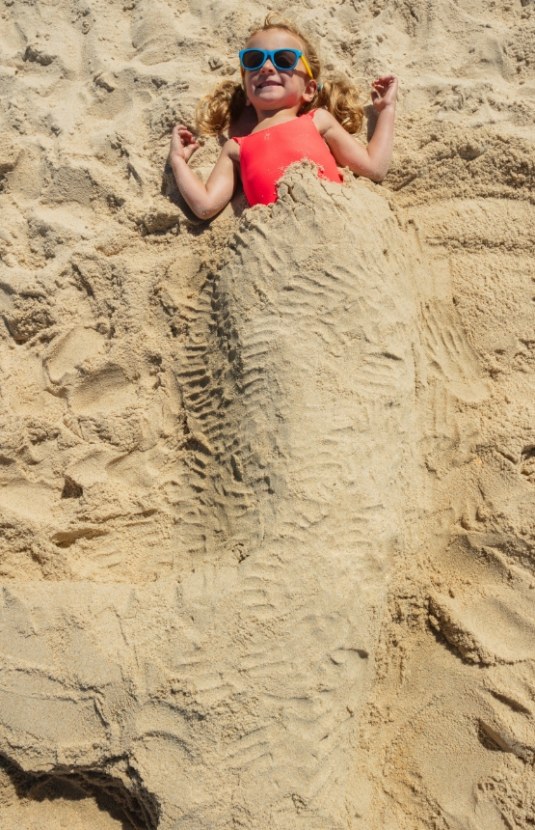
233, 109, 342, 206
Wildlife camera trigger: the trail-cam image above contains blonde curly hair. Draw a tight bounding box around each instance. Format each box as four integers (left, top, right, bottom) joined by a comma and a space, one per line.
195, 13, 363, 136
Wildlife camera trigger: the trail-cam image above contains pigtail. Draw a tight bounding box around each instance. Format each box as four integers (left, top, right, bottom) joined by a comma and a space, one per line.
314, 76, 363, 135
195, 80, 247, 136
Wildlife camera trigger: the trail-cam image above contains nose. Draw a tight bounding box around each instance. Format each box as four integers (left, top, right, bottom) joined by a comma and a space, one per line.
260, 58, 275, 73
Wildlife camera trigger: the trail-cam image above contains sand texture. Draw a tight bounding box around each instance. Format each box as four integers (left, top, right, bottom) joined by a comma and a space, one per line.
0, 0, 534, 827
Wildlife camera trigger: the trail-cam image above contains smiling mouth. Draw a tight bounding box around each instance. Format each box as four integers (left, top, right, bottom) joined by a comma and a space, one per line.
256, 80, 282, 89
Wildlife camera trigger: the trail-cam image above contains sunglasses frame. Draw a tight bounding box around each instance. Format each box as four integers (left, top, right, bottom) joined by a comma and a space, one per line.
238, 48, 314, 79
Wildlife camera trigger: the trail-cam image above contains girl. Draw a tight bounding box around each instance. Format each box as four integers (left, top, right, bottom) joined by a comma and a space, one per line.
169, 13, 397, 219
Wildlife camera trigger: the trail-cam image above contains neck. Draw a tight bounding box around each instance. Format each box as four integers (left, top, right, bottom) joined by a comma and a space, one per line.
254, 104, 302, 126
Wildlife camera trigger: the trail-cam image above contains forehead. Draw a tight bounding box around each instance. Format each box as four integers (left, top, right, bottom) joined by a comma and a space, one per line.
246, 28, 304, 51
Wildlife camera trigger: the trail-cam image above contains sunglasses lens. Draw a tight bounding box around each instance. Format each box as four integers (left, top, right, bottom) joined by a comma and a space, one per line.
241, 50, 265, 69
274, 49, 298, 69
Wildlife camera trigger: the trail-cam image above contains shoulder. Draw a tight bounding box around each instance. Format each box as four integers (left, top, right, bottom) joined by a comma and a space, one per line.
222, 137, 241, 162
310, 108, 339, 135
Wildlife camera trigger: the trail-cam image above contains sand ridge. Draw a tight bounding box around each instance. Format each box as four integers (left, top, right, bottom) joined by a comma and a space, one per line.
0, 0, 534, 827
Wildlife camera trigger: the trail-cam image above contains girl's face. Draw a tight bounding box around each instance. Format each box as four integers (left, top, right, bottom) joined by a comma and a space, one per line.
242, 28, 317, 113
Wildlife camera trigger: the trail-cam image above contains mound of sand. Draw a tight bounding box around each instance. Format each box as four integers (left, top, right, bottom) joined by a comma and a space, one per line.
0, 0, 533, 828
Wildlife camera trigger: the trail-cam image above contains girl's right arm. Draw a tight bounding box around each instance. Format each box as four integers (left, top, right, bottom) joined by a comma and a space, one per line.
169, 125, 238, 219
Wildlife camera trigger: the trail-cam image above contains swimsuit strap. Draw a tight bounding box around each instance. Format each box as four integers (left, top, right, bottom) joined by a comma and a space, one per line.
233, 109, 318, 146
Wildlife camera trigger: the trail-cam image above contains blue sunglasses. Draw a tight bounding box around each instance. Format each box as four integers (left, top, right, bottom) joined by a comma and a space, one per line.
238, 48, 313, 79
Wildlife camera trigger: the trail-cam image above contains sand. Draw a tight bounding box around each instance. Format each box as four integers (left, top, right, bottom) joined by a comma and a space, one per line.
0, 0, 534, 827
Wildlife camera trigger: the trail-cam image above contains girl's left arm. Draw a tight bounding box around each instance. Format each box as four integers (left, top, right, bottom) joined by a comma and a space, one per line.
318, 75, 398, 182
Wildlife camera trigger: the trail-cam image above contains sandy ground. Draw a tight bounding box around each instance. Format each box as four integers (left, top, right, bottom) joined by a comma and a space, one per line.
0, 0, 534, 827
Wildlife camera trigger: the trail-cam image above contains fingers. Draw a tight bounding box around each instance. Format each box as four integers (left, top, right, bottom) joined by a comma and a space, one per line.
169, 124, 201, 163
172, 124, 199, 148
372, 74, 397, 84
370, 75, 398, 107
371, 76, 396, 93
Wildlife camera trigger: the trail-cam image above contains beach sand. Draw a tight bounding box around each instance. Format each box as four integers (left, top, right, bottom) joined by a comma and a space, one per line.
0, 0, 534, 827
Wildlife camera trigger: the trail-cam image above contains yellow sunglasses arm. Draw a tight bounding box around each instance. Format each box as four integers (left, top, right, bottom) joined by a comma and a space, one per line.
301, 55, 314, 79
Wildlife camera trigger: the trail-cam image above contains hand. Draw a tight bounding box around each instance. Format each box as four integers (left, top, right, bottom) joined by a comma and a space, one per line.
170, 124, 200, 163
371, 75, 398, 112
